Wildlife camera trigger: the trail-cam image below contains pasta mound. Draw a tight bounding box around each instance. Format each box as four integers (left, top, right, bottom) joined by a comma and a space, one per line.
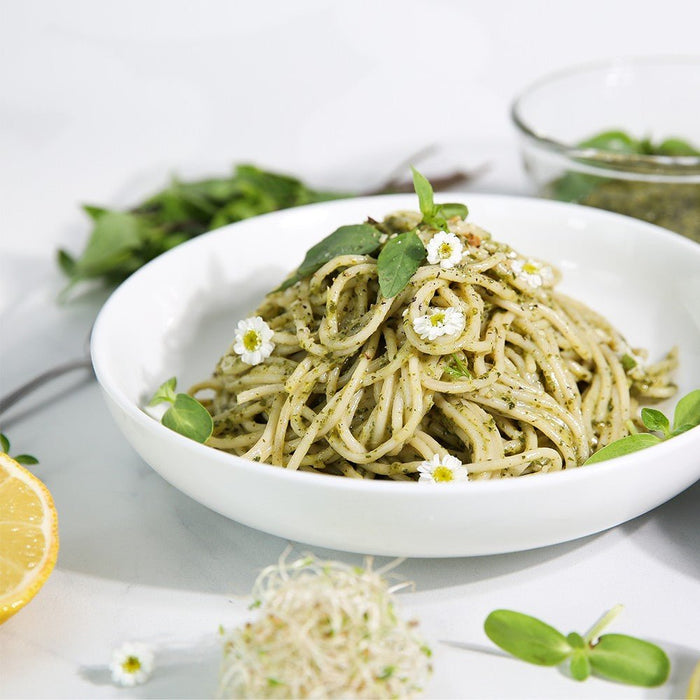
192, 210, 676, 480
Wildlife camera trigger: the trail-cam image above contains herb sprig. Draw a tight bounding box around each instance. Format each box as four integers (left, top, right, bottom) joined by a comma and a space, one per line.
443, 353, 472, 380
484, 605, 670, 687
148, 378, 213, 443
0, 433, 39, 465
583, 389, 700, 464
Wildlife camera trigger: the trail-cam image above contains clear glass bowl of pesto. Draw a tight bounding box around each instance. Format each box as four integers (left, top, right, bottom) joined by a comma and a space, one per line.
511, 57, 700, 243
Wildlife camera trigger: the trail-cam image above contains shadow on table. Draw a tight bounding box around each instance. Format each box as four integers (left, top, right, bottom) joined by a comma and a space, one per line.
621, 480, 700, 580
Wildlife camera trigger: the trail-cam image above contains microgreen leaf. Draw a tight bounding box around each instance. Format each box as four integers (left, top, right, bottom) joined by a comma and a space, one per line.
582, 433, 662, 465
412, 166, 437, 221
279, 223, 382, 290
484, 610, 573, 666
161, 394, 213, 443
589, 634, 670, 687
579, 130, 643, 154
148, 377, 178, 406
0, 433, 9, 453
655, 137, 700, 157
377, 230, 426, 298
570, 652, 591, 681
566, 632, 585, 649
14, 454, 39, 466
641, 408, 670, 437
436, 202, 468, 220
673, 389, 700, 433
444, 353, 472, 379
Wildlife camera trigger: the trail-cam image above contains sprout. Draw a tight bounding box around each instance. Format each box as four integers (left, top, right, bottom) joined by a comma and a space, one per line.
217, 554, 432, 699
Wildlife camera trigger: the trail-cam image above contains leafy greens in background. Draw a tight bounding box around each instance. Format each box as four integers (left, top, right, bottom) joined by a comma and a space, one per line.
58, 161, 476, 296
583, 388, 700, 464
484, 605, 670, 687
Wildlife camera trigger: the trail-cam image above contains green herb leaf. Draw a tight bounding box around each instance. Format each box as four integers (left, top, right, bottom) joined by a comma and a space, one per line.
377, 230, 426, 298
161, 393, 213, 443
579, 130, 643, 155
73, 211, 144, 277
149, 377, 178, 406
444, 353, 472, 379
412, 166, 437, 221
589, 634, 670, 687
0, 433, 9, 453
436, 202, 468, 220
655, 137, 700, 157
621, 353, 637, 372
82, 204, 110, 221
583, 433, 662, 465
279, 223, 382, 290
566, 632, 585, 649
484, 610, 573, 666
641, 408, 670, 437
570, 652, 591, 681
673, 389, 700, 433
14, 454, 39, 466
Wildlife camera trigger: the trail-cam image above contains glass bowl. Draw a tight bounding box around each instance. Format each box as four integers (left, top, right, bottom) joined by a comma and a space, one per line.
511, 57, 700, 242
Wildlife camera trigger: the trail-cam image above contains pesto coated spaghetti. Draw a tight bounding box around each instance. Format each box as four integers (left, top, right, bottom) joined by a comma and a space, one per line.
191, 209, 677, 481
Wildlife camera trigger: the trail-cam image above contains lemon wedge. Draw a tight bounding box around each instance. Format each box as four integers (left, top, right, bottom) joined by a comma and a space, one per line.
0, 453, 59, 623
688, 659, 700, 700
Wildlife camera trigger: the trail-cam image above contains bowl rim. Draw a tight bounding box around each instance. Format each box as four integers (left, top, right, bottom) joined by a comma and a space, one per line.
510, 55, 700, 173
90, 192, 700, 496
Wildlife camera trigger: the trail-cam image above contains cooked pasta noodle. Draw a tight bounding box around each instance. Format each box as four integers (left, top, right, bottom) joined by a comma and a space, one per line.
191, 210, 677, 480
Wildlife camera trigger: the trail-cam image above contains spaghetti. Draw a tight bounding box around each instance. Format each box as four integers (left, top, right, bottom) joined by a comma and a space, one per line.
191, 210, 677, 481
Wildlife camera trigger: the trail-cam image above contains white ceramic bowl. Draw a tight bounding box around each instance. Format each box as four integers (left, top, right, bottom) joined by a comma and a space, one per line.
91, 194, 700, 557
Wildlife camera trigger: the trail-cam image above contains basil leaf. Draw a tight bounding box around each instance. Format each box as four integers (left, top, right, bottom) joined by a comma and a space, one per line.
14, 454, 39, 466
0, 433, 9, 453
411, 166, 436, 220
570, 652, 591, 681
579, 130, 642, 154
162, 394, 213, 443
377, 230, 426, 298
484, 610, 573, 666
673, 389, 700, 433
655, 137, 700, 157
589, 634, 670, 687
149, 377, 178, 406
436, 202, 468, 220
583, 433, 662, 465
641, 408, 670, 436
279, 223, 382, 290
74, 211, 144, 276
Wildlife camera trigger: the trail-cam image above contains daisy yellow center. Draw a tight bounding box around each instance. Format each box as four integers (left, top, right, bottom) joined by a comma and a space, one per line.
438, 242, 453, 258
243, 329, 262, 352
432, 466, 454, 482
523, 262, 539, 275
429, 311, 445, 327
122, 656, 142, 674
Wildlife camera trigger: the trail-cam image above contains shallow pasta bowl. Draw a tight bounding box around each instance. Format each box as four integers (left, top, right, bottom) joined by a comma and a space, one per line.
91, 194, 700, 557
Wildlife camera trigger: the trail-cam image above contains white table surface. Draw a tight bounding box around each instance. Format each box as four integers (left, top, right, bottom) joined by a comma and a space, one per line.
1, 2, 699, 697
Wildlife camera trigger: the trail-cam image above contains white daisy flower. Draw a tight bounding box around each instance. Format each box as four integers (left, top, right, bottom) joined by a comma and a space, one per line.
413, 306, 465, 341
110, 642, 154, 687
233, 316, 275, 365
510, 258, 554, 288
426, 231, 464, 269
417, 454, 469, 483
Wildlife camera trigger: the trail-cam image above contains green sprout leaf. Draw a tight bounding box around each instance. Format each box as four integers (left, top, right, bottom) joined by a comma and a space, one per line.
570, 652, 591, 681
582, 433, 662, 465
589, 634, 670, 687
0, 433, 9, 453
279, 223, 382, 290
641, 408, 670, 437
436, 202, 468, 220
579, 130, 643, 155
161, 394, 213, 444
377, 230, 426, 298
484, 610, 573, 666
148, 377, 178, 406
14, 454, 40, 466
412, 166, 437, 221
444, 353, 472, 379
672, 389, 700, 434
655, 137, 700, 157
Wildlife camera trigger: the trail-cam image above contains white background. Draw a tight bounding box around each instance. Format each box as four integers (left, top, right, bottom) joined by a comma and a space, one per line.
1, 1, 699, 698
